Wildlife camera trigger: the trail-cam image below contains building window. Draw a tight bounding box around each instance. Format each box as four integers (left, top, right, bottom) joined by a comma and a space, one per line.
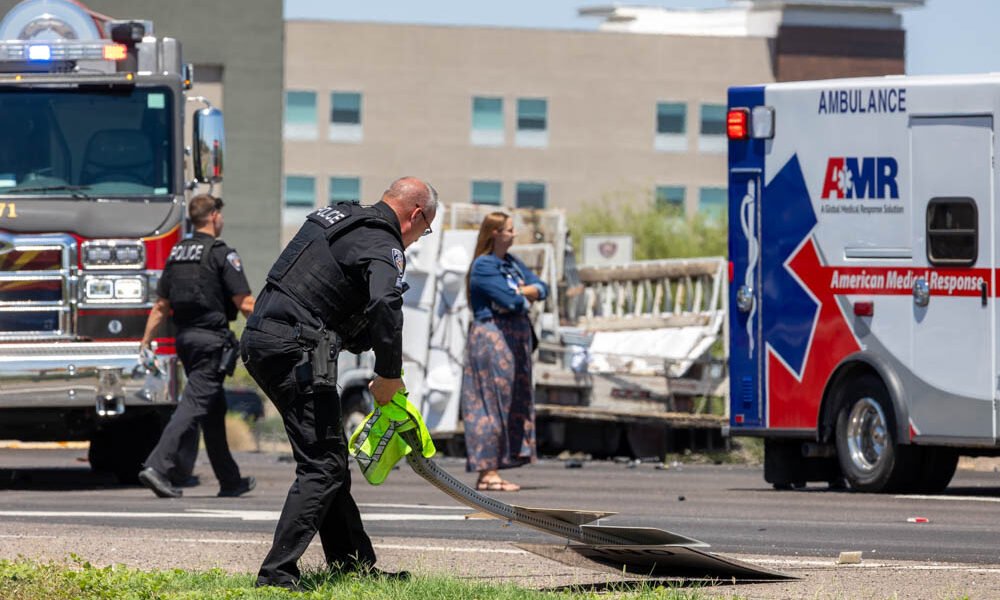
284, 91, 317, 140
516, 182, 546, 209
655, 102, 687, 152
655, 185, 685, 211
516, 98, 547, 148
698, 103, 727, 153
284, 176, 315, 208
329, 177, 361, 204
698, 186, 726, 220
471, 96, 504, 146
471, 180, 502, 205
283, 175, 316, 227
329, 92, 362, 143
926, 197, 977, 266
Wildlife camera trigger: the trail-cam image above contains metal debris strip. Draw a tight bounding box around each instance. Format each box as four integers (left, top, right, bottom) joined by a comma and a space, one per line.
398, 429, 793, 580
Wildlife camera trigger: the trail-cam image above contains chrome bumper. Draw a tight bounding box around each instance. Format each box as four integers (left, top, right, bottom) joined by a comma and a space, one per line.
0, 342, 178, 409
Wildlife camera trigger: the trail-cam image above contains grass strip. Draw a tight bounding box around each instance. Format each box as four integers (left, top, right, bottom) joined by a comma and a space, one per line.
0, 555, 718, 600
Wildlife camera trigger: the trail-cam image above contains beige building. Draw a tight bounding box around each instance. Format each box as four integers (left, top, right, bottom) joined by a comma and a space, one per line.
282, 1, 919, 240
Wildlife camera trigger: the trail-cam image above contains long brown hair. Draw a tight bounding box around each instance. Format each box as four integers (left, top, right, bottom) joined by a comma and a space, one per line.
466, 211, 510, 304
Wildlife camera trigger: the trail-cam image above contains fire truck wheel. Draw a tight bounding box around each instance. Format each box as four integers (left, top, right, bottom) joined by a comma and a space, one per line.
834, 374, 919, 492
88, 414, 163, 484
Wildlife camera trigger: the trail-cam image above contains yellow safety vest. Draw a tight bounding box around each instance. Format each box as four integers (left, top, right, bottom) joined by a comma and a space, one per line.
348, 388, 436, 485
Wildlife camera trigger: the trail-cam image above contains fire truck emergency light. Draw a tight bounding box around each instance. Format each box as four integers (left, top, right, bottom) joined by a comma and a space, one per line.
26, 44, 49, 60
102, 44, 126, 61
0, 0, 127, 64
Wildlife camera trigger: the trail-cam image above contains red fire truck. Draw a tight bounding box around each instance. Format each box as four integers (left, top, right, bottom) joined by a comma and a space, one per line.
0, 0, 224, 481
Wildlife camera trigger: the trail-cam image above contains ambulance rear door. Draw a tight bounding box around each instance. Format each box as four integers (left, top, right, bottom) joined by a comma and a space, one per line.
908, 114, 995, 442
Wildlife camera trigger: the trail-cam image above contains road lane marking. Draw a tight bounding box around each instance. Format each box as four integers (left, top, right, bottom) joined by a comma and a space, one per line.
373, 543, 527, 555
895, 494, 1000, 503
358, 503, 466, 511
0, 441, 89, 449
749, 557, 1000, 573
0, 533, 528, 554
0, 509, 466, 522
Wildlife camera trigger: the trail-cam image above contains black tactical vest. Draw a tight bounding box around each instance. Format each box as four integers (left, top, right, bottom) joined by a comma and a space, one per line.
164, 236, 233, 329
266, 202, 402, 333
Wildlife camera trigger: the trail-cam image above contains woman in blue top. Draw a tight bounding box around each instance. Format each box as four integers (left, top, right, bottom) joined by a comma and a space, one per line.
461, 212, 548, 492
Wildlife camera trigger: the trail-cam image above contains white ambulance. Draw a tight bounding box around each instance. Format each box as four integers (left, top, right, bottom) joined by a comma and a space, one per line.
727, 74, 1000, 493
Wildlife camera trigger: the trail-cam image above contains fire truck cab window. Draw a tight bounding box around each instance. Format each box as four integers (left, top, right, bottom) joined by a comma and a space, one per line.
926, 197, 977, 266
0, 87, 173, 197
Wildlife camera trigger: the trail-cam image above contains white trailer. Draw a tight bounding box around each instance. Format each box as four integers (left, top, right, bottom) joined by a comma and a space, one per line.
338, 204, 729, 457
727, 73, 1000, 492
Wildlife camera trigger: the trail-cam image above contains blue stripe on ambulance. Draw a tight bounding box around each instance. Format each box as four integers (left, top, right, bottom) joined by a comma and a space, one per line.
727, 85, 765, 428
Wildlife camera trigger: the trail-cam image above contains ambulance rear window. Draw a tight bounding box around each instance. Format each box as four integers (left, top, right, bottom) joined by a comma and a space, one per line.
926, 198, 977, 266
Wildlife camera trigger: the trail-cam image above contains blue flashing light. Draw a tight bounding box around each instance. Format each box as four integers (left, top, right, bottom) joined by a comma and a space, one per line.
27, 44, 51, 61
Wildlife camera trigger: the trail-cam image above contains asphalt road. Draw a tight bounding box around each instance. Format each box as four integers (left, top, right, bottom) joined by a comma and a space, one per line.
2, 447, 1000, 567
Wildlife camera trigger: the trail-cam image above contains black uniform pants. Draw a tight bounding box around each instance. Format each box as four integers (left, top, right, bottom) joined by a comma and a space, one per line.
145, 328, 241, 488
241, 327, 375, 588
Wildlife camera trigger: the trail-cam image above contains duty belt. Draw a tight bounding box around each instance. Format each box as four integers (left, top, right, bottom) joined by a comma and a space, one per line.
246, 315, 325, 347
248, 315, 341, 392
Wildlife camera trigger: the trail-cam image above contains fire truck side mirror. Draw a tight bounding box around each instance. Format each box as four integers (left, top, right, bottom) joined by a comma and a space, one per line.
193, 107, 224, 184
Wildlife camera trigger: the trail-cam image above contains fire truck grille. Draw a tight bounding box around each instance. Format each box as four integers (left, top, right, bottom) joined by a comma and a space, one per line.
0, 233, 74, 340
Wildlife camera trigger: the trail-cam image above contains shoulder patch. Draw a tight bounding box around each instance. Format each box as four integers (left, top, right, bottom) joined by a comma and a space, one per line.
391, 248, 405, 275
226, 251, 243, 272
391, 247, 406, 291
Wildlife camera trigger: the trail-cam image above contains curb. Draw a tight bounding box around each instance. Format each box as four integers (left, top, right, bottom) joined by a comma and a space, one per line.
0, 441, 89, 450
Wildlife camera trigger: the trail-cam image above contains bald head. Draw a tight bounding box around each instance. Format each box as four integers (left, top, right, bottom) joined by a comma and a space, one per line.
382, 177, 438, 214
381, 176, 439, 248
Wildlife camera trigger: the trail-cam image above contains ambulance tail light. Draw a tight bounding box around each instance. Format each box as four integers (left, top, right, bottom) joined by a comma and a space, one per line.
751, 106, 775, 139
727, 106, 775, 140
727, 108, 749, 140
853, 301, 874, 317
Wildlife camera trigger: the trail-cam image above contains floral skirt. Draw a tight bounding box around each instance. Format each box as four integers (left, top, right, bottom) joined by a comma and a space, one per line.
460, 314, 536, 472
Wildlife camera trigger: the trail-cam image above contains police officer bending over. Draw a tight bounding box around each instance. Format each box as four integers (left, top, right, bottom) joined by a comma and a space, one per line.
242, 177, 438, 589
137, 194, 257, 499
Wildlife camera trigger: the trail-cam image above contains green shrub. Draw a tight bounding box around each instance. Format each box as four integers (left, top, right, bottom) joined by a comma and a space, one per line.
569, 196, 727, 261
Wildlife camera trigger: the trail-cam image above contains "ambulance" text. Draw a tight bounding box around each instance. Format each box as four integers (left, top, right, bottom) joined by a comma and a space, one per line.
818, 88, 906, 115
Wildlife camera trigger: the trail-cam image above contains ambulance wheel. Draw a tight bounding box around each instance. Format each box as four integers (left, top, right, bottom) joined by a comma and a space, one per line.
907, 448, 958, 494
342, 388, 372, 440
834, 375, 918, 492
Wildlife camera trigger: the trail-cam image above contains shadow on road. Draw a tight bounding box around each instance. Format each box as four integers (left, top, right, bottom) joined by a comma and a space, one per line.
726, 485, 1000, 496
0, 467, 125, 491
541, 577, 775, 593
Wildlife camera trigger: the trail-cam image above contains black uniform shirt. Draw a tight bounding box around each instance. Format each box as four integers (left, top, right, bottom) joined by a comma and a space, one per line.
157, 232, 251, 330
256, 202, 405, 378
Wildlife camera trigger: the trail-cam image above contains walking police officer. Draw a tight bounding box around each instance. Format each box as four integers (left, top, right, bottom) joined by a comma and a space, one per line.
241, 177, 438, 589
138, 194, 257, 499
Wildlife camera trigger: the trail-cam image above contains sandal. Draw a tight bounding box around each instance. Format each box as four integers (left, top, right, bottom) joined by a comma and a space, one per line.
475, 478, 521, 492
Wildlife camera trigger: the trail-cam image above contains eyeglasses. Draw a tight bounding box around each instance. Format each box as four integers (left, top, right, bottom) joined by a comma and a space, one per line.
417, 208, 433, 237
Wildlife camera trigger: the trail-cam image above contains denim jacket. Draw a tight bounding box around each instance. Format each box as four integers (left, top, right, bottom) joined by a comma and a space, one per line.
468, 253, 548, 322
